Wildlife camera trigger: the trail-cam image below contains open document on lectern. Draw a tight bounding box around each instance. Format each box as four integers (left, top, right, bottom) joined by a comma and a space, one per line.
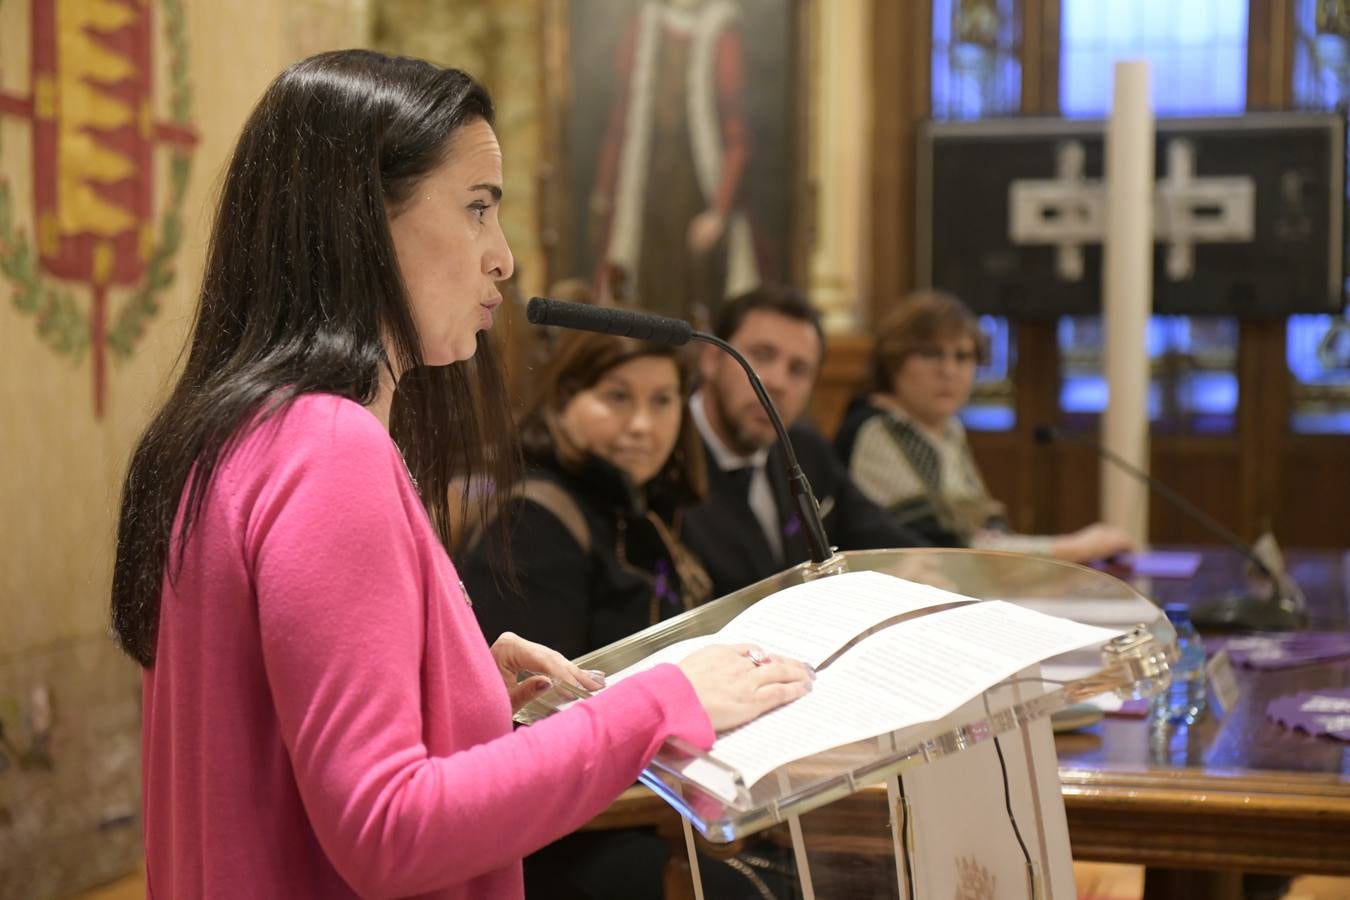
605, 570, 1123, 800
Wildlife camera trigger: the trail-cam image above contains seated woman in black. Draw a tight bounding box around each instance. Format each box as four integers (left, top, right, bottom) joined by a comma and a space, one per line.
462, 330, 801, 899
460, 330, 749, 899
460, 328, 711, 660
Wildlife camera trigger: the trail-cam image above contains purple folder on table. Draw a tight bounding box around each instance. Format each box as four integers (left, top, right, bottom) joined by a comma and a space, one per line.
1117, 551, 1203, 579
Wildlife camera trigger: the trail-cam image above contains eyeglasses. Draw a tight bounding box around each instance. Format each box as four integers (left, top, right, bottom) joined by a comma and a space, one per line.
911, 345, 978, 367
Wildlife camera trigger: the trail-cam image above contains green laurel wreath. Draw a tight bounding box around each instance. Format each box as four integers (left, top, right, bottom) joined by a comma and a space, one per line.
0, 0, 195, 362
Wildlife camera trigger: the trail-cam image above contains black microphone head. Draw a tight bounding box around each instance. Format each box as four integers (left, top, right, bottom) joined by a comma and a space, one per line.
525, 297, 556, 326
526, 297, 692, 346
1032, 424, 1057, 445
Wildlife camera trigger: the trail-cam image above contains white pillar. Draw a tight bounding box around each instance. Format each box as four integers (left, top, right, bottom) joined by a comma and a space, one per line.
808, 0, 871, 333
1101, 61, 1153, 545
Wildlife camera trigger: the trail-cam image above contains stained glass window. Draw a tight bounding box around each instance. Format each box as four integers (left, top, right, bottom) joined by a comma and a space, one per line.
932, 0, 1023, 120
961, 315, 1016, 431
1060, 0, 1249, 118
1059, 315, 1240, 434
932, 0, 1021, 431
1055, 0, 1247, 434
1287, 313, 1350, 432
1289, 0, 1350, 434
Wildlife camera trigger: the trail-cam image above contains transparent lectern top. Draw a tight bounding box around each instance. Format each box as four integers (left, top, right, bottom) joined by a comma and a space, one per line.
515, 548, 1174, 842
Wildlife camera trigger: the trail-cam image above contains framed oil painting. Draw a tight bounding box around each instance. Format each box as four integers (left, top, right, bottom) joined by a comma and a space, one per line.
538, 0, 811, 326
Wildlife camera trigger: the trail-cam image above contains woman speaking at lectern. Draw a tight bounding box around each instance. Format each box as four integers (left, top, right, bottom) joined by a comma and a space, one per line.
109, 50, 811, 899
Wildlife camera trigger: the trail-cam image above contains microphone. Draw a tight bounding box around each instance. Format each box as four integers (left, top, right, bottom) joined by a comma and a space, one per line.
526, 297, 693, 346
1033, 424, 1302, 631
527, 297, 834, 564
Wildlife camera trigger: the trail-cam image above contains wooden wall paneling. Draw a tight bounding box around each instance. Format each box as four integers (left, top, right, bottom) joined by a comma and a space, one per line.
1044, 443, 1102, 534
812, 334, 872, 437
1021, 0, 1069, 536
1246, 0, 1293, 112
1241, 0, 1280, 543
1244, 0, 1303, 547
1009, 322, 1065, 532
968, 0, 1063, 534
1278, 438, 1350, 548
1251, 0, 1350, 549
1021, 0, 1061, 116
1237, 319, 1287, 541
964, 431, 1026, 525
1147, 439, 1244, 543
867, 0, 930, 324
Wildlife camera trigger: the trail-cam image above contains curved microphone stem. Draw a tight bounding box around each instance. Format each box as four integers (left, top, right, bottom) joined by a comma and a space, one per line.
1092, 445, 1261, 571
1045, 428, 1283, 595
691, 332, 834, 564
1043, 426, 1304, 629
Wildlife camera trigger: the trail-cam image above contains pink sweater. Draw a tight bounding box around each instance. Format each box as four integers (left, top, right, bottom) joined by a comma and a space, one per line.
141, 394, 714, 899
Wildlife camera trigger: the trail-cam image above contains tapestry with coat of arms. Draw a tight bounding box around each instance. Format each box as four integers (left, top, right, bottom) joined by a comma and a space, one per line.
0, 0, 198, 417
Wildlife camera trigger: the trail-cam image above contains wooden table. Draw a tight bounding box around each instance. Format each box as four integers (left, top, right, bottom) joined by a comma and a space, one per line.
1057, 547, 1350, 897
583, 548, 1350, 899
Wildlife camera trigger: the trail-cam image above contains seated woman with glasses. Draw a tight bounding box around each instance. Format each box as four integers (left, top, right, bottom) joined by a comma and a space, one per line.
835, 289, 1134, 564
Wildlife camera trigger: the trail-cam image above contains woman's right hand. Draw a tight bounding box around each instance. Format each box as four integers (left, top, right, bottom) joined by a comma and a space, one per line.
677, 644, 814, 732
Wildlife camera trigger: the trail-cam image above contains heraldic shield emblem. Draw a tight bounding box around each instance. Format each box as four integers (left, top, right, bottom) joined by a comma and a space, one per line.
0, 0, 198, 417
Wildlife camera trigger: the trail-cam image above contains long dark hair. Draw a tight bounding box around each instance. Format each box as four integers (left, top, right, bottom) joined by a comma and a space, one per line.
111, 50, 518, 667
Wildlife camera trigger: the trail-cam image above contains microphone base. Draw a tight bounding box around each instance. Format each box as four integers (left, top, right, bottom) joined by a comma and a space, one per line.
1188, 593, 1304, 632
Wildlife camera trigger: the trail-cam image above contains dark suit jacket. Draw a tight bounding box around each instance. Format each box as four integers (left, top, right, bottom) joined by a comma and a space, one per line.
681, 423, 930, 598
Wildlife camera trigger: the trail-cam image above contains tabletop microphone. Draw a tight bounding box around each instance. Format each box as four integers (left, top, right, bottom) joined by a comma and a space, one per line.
1033, 424, 1302, 630
527, 297, 834, 564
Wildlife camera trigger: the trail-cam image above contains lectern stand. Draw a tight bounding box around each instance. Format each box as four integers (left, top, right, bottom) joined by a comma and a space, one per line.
516, 549, 1174, 899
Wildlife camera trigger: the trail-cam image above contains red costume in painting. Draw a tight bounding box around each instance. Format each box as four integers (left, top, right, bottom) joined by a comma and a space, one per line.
591, 0, 761, 320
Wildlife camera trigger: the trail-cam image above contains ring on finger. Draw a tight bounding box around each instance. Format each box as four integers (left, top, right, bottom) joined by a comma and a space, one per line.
746, 648, 772, 667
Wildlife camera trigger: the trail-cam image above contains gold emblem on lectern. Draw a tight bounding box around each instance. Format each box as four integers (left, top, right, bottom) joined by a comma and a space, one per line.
954, 854, 996, 900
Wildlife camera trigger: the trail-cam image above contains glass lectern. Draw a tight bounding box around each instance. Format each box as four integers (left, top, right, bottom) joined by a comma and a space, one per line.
516, 549, 1174, 900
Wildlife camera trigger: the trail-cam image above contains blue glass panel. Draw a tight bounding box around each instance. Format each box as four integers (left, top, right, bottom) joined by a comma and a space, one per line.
1060, 373, 1110, 414
1060, 0, 1248, 117
959, 405, 1017, 431
1057, 375, 1166, 419
1292, 0, 1349, 109
1057, 314, 1239, 432
1291, 410, 1350, 433
1288, 1, 1350, 434
976, 314, 1012, 380
966, 315, 1017, 432
1182, 370, 1240, 415
1288, 314, 1335, 382
932, 0, 1022, 120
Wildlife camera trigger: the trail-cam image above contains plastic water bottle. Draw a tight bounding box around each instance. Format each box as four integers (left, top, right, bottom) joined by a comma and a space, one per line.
1153, 604, 1207, 724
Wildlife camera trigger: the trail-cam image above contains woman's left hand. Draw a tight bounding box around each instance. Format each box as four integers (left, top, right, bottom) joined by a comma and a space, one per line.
489, 631, 607, 712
